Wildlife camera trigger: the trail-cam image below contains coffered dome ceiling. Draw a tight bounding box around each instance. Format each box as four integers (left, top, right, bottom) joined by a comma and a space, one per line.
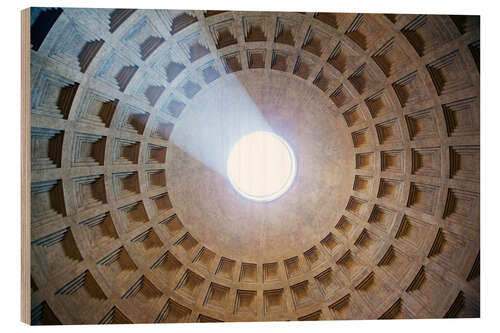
28, 8, 480, 324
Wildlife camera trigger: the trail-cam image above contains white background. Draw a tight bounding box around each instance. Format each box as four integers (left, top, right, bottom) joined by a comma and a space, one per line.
0, 0, 495, 331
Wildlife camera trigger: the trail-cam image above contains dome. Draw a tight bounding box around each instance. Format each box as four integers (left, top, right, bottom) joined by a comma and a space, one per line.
26, 8, 480, 324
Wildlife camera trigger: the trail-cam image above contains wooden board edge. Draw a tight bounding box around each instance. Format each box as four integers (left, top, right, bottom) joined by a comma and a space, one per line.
21, 7, 31, 325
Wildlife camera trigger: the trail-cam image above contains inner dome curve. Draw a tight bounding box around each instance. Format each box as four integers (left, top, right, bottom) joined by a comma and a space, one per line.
166, 71, 355, 261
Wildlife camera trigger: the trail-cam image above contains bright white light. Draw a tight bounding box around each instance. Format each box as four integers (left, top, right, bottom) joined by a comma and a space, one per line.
227, 131, 297, 202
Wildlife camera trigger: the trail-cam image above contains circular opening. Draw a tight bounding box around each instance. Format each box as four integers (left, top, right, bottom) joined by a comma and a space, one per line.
227, 131, 297, 202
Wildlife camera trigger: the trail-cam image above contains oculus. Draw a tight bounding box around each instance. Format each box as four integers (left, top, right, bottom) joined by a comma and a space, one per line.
227, 131, 297, 202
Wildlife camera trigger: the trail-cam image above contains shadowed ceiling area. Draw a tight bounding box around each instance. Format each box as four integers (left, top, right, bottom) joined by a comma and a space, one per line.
28, 8, 479, 324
